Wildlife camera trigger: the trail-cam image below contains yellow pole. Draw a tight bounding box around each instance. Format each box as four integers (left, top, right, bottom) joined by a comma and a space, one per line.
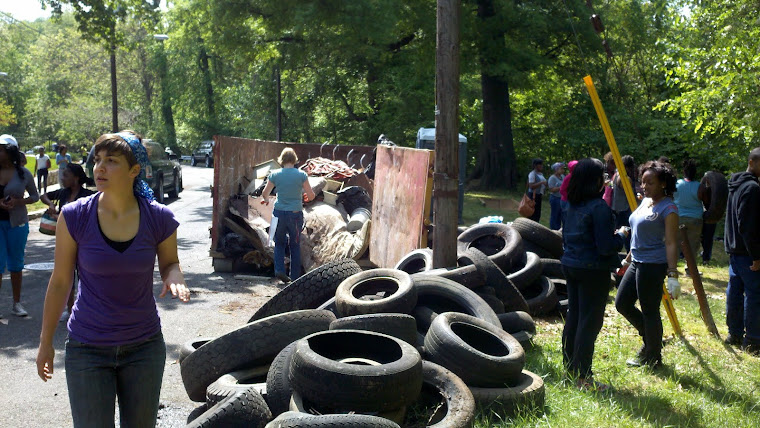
583, 75, 682, 336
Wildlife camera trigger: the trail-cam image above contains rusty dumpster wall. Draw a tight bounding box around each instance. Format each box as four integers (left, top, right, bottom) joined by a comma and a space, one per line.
210, 136, 375, 254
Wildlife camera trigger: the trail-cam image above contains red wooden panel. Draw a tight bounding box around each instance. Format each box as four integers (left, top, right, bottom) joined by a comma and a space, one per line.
370, 145, 433, 268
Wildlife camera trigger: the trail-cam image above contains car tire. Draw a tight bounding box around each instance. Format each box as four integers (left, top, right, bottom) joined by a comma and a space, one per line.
394, 248, 434, 274
410, 274, 500, 329
456, 223, 524, 272
329, 313, 418, 346
416, 361, 476, 428
497, 311, 536, 335
540, 258, 565, 279
511, 218, 564, 259
249, 259, 362, 323
289, 330, 423, 412
206, 365, 270, 404
288, 391, 407, 424
187, 388, 271, 428
178, 337, 214, 364
507, 252, 543, 292
424, 312, 525, 387
168, 173, 180, 198
700, 171, 729, 223
476, 292, 506, 314
335, 269, 417, 317
181, 310, 335, 402
156, 175, 165, 204
522, 276, 559, 317
468, 370, 545, 416
265, 411, 400, 428
459, 248, 529, 313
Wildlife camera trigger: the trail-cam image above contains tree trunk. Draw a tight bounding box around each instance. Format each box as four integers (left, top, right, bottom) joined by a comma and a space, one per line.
110, 33, 119, 132
198, 41, 215, 136
433, 0, 460, 269
275, 65, 282, 141
471, 0, 518, 190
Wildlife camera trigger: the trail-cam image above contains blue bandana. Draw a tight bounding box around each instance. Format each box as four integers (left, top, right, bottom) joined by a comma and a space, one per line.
116, 132, 155, 201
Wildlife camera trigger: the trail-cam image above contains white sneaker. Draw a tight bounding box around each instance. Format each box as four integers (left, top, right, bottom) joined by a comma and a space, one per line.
11, 302, 28, 317
59, 309, 70, 323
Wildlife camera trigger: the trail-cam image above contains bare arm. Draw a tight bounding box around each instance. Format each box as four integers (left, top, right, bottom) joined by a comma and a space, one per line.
260, 180, 275, 204
664, 212, 680, 273
36, 214, 77, 381
157, 231, 189, 302
302, 179, 316, 202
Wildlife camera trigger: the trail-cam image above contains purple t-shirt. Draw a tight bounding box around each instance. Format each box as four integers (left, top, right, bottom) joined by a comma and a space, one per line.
62, 193, 179, 346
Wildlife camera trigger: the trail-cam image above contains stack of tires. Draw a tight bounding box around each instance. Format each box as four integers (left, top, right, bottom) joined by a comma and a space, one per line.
179, 257, 545, 427
398, 219, 567, 319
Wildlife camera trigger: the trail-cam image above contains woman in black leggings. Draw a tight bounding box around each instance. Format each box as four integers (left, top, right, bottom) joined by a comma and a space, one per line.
615, 161, 681, 368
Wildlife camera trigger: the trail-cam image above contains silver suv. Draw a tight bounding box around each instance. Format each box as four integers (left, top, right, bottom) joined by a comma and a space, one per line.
190, 140, 214, 168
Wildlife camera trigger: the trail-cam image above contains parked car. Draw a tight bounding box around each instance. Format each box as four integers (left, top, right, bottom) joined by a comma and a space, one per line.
191, 140, 214, 168
142, 139, 183, 203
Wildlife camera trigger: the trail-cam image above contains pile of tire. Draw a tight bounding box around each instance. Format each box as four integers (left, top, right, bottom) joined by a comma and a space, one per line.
397, 219, 567, 319
179, 257, 545, 427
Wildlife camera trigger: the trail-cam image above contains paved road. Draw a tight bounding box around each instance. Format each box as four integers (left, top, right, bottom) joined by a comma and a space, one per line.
0, 166, 281, 427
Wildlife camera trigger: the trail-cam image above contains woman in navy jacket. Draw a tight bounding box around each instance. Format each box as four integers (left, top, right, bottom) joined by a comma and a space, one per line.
561, 158, 627, 391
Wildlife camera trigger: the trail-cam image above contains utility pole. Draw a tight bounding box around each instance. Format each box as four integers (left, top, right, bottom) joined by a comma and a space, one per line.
433, 0, 460, 268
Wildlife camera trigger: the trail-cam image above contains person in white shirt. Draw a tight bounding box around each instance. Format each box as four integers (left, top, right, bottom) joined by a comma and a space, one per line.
34, 147, 51, 194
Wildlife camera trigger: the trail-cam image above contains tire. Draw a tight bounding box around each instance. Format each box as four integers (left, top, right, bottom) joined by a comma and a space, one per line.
168, 173, 180, 198
552, 278, 567, 297
394, 248, 434, 274
497, 311, 536, 335
335, 269, 417, 317
181, 310, 335, 402
700, 171, 729, 223
187, 388, 272, 428
418, 361, 476, 428
410, 274, 500, 328
249, 259, 361, 322
522, 240, 555, 259
456, 223, 524, 272
469, 370, 545, 416
556, 299, 569, 318
265, 343, 297, 416
289, 330, 423, 412
511, 330, 534, 350
459, 248, 529, 313
412, 306, 439, 335
187, 404, 208, 424
206, 365, 270, 404
266, 411, 400, 428
179, 337, 214, 364
424, 312, 525, 387
205, 155, 212, 168
522, 276, 559, 317
288, 391, 407, 424
426, 264, 486, 289
511, 218, 564, 258
507, 252, 543, 292
156, 175, 165, 204
330, 313, 417, 345
476, 292, 506, 314
540, 258, 565, 279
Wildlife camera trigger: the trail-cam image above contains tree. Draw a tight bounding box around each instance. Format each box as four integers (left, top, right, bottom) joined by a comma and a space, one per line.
42, 0, 161, 131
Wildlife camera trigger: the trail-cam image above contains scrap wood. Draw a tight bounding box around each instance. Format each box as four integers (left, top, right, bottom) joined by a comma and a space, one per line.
300, 157, 358, 179
229, 195, 274, 228
223, 216, 272, 260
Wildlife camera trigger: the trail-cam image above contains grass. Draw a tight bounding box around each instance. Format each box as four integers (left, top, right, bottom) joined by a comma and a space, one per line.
462, 189, 760, 428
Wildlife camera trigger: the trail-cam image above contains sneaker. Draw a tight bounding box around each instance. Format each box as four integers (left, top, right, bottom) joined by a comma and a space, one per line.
742, 342, 760, 356
274, 272, 292, 284
724, 334, 743, 347
627, 354, 662, 368
59, 309, 70, 323
576, 377, 610, 392
11, 302, 28, 317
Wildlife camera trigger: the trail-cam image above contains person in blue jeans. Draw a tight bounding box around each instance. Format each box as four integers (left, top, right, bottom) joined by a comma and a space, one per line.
616, 160, 681, 368
561, 158, 626, 391
261, 148, 316, 283
723, 147, 760, 355
36, 131, 190, 427
547, 162, 565, 230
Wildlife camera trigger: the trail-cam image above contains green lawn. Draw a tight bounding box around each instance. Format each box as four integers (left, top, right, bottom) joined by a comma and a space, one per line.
463, 189, 760, 428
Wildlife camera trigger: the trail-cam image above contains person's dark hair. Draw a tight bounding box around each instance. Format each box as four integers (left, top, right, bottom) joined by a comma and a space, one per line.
93, 133, 139, 168
657, 156, 670, 164
567, 158, 605, 205
532, 158, 543, 168
639, 160, 677, 197
748, 147, 760, 162
2, 144, 25, 179
682, 158, 697, 181
66, 163, 95, 187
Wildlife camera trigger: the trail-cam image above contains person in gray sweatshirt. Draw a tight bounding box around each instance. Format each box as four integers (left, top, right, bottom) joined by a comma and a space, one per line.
0, 134, 40, 318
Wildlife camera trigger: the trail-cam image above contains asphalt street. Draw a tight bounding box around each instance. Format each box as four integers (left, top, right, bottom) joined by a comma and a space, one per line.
0, 165, 282, 427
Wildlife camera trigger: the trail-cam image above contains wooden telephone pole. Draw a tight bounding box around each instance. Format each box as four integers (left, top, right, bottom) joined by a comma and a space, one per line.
433, 0, 461, 268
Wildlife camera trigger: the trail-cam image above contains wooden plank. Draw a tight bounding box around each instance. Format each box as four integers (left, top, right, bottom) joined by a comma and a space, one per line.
370, 146, 432, 267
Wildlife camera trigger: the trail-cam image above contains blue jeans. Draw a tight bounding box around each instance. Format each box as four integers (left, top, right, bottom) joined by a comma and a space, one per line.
65, 332, 166, 428
726, 255, 760, 345
560, 200, 569, 226
273, 209, 304, 279
549, 196, 562, 230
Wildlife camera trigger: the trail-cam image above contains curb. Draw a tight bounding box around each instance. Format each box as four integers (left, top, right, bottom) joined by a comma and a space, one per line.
29, 209, 46, 221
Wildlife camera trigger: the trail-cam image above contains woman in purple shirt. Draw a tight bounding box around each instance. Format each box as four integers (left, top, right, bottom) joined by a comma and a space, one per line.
36, 131, 190, 427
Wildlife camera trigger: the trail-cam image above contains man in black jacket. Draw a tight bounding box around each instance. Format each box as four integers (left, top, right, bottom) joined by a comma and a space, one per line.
724, 147, 760, 354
